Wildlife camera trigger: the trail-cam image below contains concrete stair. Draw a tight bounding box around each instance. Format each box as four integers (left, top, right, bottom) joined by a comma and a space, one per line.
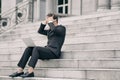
0, 68, 120, 80
1, 11, 120, 80
1, 58, 120, 68
0, 50, 119, 60
0, 76, 84, 80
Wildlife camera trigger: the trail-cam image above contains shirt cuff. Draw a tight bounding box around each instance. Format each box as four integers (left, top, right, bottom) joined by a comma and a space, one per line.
48, 21, 53, 23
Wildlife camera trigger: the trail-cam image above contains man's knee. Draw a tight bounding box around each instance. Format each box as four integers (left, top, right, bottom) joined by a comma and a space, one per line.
33, 47, 39, 50
23, 47, 34, 55
32, 47, 40, 54
33, 46, 43, 51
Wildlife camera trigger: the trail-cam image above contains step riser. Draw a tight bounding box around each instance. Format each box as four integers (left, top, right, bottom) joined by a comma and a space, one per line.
2, 22, 120, 42
0, 69, 86, 79
15, 17, 120, 31
1, 68, 120, 80
2, 32, 120, 45
0, 78, 12, 80
87, 70, 120, 80
0, 77, 86, 80
1, 24, 120, 41
66, 34, 120, 44
2, 28, 120, 42
1, 41, 120, 50
62, 50, 116, 59
1, 36, 120, 48
63, 42, 120, 51
1, 29, 120, 44
0, 50, 117, 61
1, 59, 120, 69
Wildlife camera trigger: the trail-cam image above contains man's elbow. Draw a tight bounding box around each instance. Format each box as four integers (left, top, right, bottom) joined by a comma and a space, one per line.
38, 30, 42, 34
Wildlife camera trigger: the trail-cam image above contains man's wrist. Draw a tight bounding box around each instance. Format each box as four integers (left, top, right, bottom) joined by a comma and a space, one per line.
48, 21, 53, 23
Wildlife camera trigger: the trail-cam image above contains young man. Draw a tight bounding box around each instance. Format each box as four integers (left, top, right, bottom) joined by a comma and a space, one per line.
9, 13, 66, 78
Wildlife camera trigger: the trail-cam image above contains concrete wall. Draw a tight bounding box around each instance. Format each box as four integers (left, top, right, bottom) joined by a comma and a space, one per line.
71, 0, 82, 15
71, 0, 98, 15
82, 0, 98, 15
39, 0, 46, 20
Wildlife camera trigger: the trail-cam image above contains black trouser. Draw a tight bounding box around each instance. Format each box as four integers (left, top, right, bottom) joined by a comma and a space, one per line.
17, 47, 57, 69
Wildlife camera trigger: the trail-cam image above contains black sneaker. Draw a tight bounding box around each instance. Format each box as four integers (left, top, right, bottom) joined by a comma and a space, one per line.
9, 72, 24, 77
20, 72, 34, 78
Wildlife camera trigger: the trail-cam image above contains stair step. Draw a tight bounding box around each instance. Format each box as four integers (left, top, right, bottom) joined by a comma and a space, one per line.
1, 58, 120, 69
66, 20, 120, 33
1, 41, 120, 57
0, 68, 87, 79
0, 76, 85, 80
0, 50, 117, 60
0, 35, 120, 48
2, 28, 120, 45
62, 50, 117, 59
71, 29, 120, 37
14, 21, 120, 35
0, 40, 120, 50
1, 17, 120, 42
8, 21, 120, 37
63, 41, 120, 51
17, 12, 120, 30
1, 27, 120, 43
1, 68, 120, 80
3, 25, 120, 39
60, 11, 120, 24
2, 38, 120, 49
2, 26, 120, 43
66, 34, 120, 44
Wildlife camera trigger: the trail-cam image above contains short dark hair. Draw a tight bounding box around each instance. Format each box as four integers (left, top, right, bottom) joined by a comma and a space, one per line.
47, 13, 58, 22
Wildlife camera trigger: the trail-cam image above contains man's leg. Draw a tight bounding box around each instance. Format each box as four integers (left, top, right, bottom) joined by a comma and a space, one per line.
17, 47, 34, 69
9, 47, 34, 77
28, 46, 57, 69
20, 46, 57, 78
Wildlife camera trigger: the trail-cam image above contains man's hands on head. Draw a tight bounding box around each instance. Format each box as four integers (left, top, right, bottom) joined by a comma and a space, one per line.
46, 16, 54, 23
42, 16, 55, 24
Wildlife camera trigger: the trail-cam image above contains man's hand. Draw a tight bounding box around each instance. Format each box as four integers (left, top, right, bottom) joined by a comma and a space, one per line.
42, 16, 54, 25
46, 16, 54, 23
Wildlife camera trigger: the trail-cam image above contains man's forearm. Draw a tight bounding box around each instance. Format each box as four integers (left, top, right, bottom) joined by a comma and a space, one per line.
38, 23, 46, 34
48, 22, 55, 31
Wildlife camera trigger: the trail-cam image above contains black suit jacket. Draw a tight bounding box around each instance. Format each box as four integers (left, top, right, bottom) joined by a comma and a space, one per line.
38, 23, 66, 58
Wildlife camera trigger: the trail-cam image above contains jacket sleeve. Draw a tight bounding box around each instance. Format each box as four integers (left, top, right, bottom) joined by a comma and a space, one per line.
48, 23, 66, 36
38, 23, 48, 35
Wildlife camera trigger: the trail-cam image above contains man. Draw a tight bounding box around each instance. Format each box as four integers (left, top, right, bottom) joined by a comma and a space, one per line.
9, 13, 66, 78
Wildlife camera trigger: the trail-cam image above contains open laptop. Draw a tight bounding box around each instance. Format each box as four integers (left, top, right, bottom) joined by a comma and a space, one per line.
22, 37, 36, 47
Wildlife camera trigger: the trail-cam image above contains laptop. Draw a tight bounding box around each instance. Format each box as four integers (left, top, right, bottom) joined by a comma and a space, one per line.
22, 37, 36, 47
